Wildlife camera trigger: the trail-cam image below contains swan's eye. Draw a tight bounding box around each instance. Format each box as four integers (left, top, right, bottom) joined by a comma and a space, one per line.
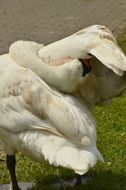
79, 59, 91, 77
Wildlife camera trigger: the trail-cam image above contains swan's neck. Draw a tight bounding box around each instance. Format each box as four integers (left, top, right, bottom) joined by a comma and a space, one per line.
9, 41, 84, 93
11, 52, 61, 90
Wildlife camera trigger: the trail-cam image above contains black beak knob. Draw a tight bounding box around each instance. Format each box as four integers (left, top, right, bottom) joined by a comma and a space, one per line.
79, 59, 91, 77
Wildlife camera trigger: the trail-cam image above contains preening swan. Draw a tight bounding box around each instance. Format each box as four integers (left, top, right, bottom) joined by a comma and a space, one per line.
0, 25, 126, 190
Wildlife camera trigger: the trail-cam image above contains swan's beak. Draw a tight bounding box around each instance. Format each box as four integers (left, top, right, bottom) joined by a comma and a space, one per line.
79, 59, 91, 77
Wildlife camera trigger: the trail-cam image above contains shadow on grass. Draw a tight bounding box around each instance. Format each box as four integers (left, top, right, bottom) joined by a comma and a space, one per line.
32, 169, 126, 190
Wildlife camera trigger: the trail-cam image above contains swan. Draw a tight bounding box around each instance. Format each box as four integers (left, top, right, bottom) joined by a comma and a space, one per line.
0, 25, 125, 190
0, 54, 102, 190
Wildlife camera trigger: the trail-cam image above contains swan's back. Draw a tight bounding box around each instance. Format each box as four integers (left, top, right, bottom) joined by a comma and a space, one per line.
0, 54, 103, 175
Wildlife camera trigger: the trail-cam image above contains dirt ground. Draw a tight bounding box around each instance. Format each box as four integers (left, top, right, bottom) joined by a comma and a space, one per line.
0, 0, 126, 157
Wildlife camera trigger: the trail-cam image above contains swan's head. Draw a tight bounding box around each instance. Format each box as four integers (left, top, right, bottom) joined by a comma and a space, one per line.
54, 58, 92, 93
62, 58, 92, 79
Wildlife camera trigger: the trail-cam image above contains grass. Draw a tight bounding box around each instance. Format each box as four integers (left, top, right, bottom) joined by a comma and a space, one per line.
0, 35, 126, 190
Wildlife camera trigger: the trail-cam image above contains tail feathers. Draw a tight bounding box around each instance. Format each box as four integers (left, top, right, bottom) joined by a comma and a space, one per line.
19, 130, 103, 175
42, 137, 103, 175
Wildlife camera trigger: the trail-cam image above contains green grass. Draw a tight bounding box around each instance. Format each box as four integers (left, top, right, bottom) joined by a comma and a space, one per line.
0, 35, 126, 190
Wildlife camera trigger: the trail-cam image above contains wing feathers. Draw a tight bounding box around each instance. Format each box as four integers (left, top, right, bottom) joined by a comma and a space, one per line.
89, 33, 126, 76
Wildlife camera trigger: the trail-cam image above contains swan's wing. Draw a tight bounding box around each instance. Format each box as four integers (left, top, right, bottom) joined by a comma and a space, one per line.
0, 56, 61, 136
38, 25, 126, 76
0, 55, 94, 145
73, 25, 126, 76
44, 93, 96, 145
89, 34, 126, 76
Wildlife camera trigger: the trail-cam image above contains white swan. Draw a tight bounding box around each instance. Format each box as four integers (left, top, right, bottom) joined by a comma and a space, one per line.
0, 25, 126, 190
0, 54, 102, 190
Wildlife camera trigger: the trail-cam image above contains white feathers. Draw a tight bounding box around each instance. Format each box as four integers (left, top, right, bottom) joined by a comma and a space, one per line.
89, 34, 126, 76
10, 41, 84, 93
38, 25, 126, 76
18, 131, 103, 175
0, 54, 102, 175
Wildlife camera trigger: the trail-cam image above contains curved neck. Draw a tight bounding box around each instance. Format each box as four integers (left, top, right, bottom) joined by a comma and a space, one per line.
14, 54, 62, 88
9, 41, 83, 93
